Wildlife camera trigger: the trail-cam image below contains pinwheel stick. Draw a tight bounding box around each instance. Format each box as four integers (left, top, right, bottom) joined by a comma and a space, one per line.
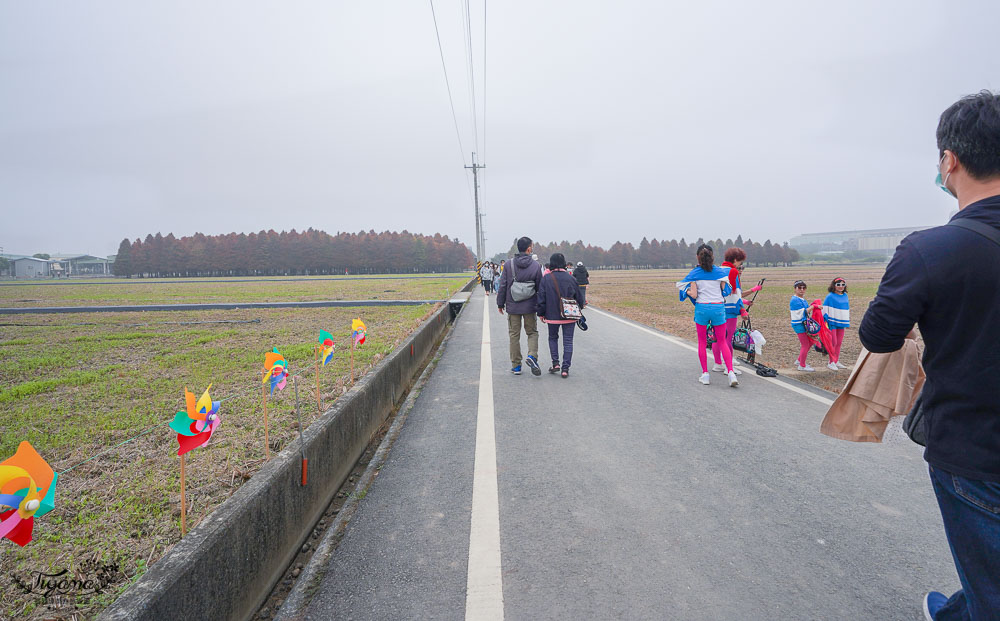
180, 453, 187, 537
262, 383, 270, 460
314, 346, 321, 413
293, 376, 308, 486
350, 340, 355, 383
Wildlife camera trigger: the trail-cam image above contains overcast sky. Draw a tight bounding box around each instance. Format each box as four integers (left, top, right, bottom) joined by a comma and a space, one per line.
1, 1, 997, 258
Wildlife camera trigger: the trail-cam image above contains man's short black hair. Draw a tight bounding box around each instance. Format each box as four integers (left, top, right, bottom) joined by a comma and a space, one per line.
937, 90, 1000, 180
517, 237, 532, 253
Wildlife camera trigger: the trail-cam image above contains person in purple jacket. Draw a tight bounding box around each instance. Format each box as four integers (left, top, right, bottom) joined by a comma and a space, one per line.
536, 253, 585, 378
496, 237, 544, 376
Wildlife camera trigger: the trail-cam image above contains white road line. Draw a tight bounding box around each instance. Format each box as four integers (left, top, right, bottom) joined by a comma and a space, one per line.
465, 296, 504, 620
588, 307, 834, 406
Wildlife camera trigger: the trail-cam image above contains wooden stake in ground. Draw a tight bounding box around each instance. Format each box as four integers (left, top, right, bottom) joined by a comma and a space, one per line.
294, 376, 308, 486
179, 453, 186, 537
315, 346, 321, 412
262, 383, 270, 460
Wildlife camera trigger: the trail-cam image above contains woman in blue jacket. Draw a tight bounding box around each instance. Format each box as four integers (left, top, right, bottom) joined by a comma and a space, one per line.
536, 253, 585, 378
822, 278, 850, 369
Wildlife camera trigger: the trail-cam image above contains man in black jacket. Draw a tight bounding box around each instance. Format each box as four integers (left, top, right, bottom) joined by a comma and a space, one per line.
572, 261, 590, 306
858, 91, 1000, 620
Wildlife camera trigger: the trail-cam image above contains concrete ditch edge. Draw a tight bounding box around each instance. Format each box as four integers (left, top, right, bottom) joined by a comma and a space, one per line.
274, 296, 467, 620
99, 280, 476, 621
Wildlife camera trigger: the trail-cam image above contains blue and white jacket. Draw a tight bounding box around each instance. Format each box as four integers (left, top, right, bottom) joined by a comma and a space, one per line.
822, 292, 850, 329
721, 263, 744, 319
790, 295, 810, 334
677, 266, 732, 305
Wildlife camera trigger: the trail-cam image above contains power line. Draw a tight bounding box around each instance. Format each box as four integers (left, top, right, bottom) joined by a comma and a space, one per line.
428, 0, 468, 167
462, 0, 480, 156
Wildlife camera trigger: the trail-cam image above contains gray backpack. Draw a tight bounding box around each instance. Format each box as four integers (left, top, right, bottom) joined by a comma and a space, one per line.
509, 258, 536, 302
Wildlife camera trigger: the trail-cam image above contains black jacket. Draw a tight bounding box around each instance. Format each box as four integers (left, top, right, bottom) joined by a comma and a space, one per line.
859, 195, 1000, 481
535, 270, 585, 321
572, 265, 590, 285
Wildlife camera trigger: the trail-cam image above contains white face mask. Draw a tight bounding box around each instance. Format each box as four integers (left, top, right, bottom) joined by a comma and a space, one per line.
936, 154, 956, 198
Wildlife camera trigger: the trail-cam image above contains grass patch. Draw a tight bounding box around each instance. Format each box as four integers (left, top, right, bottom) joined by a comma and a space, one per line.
0, 368, 114, 403
0, 295, 455, 619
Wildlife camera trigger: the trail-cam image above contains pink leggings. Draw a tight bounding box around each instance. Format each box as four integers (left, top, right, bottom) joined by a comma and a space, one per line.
712, 317, 739, 365
830, 328, 845, 363
697, 323, 733, 373
796, 332, 813, 366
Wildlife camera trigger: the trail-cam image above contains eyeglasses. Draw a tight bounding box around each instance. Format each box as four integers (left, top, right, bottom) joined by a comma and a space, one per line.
835, 282, 846, 286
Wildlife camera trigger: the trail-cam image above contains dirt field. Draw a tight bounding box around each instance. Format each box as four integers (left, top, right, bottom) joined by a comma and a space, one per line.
0, 276, 469, 620
587, 266, 888, 393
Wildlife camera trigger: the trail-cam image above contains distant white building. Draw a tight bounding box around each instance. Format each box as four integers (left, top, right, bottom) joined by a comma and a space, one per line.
12, 257, 52, 278
790, 226, 933, 253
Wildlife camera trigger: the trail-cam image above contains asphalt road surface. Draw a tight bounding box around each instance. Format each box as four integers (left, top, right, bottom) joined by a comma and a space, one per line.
296, 290, 957, 620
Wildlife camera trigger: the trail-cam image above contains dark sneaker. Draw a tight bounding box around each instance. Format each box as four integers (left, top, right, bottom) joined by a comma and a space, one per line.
549, 363, 560, 374
924, 591, 947, 620
525, 355, 541, 376
511, 365, 522, 375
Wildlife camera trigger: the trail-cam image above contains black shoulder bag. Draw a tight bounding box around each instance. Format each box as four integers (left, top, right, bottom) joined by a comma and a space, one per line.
903, 218, 1000, 446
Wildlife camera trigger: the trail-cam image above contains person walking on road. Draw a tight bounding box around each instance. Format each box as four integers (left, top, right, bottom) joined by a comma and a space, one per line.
573, 261, 590, 306
711, 247, 761, 375
536, 253, 585, 378
790, 280, 825, 372
480, 262, 494, 295
677, 244, 738, 387
496, 237, 543, 376
822, 278, 850, 369
858, 90, 1000, 621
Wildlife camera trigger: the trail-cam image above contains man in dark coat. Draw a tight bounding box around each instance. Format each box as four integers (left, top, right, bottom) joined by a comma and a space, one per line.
858, 90, 1000, 620
572, 261, 590, 306
496, 236, 543, 375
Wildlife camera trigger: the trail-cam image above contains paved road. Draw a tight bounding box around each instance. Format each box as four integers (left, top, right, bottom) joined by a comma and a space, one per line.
294, 291, 957, 620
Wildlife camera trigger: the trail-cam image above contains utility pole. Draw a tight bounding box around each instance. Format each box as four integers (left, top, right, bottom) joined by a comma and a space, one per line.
465, 153, 485, 262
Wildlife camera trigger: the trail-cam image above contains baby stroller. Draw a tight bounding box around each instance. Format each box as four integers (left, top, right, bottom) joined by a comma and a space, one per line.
732, 279, 779, 377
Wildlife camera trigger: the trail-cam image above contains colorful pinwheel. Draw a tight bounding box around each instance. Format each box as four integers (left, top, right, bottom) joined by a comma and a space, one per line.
351, 318, 367, 346
318, 330, 336, 366
262, 348, 289, 395
168, 385, 222, 456
0, 442, 58, 547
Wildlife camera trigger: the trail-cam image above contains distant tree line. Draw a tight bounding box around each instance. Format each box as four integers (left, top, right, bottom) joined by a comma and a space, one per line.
494, 235, 800, 268
113, 229, 475, 278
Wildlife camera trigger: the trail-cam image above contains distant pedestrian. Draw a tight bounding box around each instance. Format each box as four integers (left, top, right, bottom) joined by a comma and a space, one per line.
858, 90, 1000, 620
536, 253, 585, 378
677, 244, 738, 387
789, 280, 830, 372
822, 278, 850, 369
711, 248, 754, 375
479, 262, 494, 295
573, 261, 590, 306
496, 237, 543, 376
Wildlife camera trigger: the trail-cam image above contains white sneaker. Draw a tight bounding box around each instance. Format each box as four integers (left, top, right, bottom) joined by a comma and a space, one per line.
728, 371, 739, 387
796, 364, 815, 372
827, 362, 839, 371
712, 363, 727, 372
699, 372, 711, 385
836, 361, 848, 369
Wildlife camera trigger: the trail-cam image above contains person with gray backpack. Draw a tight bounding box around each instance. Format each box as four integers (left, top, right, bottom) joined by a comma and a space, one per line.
496, 236, 543, 376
